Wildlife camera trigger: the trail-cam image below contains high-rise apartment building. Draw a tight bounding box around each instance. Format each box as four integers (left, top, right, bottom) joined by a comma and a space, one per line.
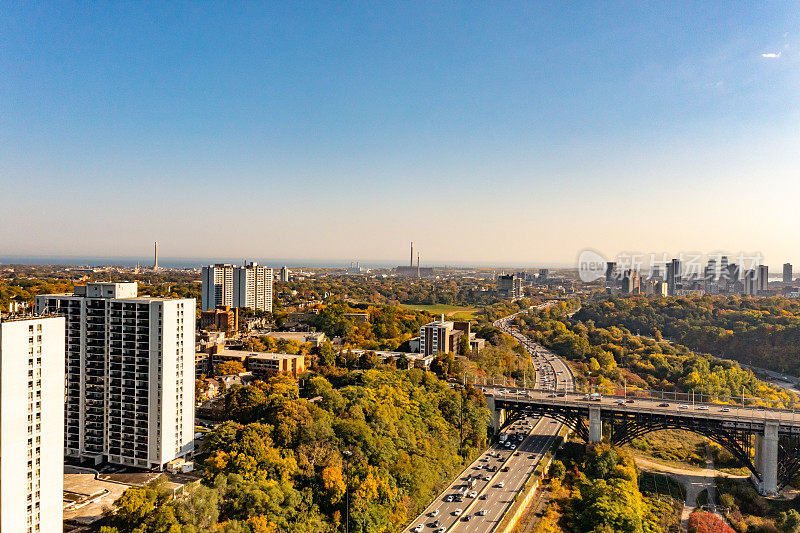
743, 269, 757, 296
621, 269, 641, 294
201, 263, 234, 309
201, 262, 273, 312
667, 259, 682, 296
35, 283, 194, 469
279, 266, 291, 282
784, 263, 793, 284
758, 265, 769, 293
704, 259, 717, 282
0, 316, 65, 533
605, 262, 617, 288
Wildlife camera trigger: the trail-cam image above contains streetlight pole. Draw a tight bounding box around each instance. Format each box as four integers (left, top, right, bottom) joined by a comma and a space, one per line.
343, 450, 352, 533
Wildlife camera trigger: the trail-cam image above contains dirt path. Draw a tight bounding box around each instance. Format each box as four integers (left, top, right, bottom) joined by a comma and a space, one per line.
633, 455, 745, 532
632, 455, 746, 479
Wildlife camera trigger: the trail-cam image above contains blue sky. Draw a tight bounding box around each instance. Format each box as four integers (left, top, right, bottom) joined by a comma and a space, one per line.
2, 2, 799, 266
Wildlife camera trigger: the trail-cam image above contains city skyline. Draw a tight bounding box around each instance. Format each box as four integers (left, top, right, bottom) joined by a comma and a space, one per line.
3, 3, 799, 264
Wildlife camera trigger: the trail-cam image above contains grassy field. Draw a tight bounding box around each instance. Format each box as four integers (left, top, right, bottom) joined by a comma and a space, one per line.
399, 303, 478, 321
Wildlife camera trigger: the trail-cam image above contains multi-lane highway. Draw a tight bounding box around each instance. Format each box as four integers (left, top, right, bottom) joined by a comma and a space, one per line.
405, 304, 573, 533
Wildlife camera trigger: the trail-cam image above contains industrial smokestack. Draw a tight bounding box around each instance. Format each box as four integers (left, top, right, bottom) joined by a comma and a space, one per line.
154, 241, 158, 269
410, 241, 413, 268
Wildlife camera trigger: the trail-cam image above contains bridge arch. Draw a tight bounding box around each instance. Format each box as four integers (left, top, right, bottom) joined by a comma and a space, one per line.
495, 397, 800, 491
607, 419, 758, 481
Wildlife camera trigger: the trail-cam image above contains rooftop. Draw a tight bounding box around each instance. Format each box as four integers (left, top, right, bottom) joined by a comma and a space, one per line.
215, 348, 303, 360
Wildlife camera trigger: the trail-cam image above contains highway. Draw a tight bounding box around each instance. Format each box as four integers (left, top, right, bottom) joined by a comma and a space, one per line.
405, 304, 572, 533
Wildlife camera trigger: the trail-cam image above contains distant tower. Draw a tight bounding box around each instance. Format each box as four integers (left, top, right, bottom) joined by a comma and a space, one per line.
410, 241, 414, 269
417, 252, 420, 278
154, 241, 159, 269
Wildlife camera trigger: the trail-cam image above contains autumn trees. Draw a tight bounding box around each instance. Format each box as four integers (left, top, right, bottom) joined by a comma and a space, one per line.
109, 368, 490, 532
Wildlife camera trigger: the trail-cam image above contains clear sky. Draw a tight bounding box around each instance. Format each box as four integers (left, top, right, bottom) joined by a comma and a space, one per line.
2, 2, 799, 267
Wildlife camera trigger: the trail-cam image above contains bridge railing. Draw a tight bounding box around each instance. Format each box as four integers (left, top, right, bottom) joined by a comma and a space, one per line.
469, 376, 800, 420
486, 388, 800, 427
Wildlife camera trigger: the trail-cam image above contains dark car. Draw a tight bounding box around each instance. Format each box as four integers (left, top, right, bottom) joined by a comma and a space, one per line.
658, 403, 670, 407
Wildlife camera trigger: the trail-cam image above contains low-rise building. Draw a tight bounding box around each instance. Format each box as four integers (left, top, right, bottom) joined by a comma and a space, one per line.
469, 336, 485, 354
200, 306, 238, 332
265, 331, 326, 347
246, 352, 306, 379
420, 318, 471, 357
211, 348, 306, 379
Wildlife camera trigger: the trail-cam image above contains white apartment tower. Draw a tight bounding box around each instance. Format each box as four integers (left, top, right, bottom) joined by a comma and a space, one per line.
201, 263, 234, 310
0, 316, 65, 533
35, 283, 194, 469
201, 262, 273, 312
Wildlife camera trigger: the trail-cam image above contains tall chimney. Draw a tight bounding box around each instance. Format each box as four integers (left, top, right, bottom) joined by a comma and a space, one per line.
417, 252, 420, 278
410, 241, 414, 269
154, 241, 158, 269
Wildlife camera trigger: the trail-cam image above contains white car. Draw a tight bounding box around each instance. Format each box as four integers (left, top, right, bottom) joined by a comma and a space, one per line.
469, 491, 477, 498
695, 405, 709, 411
510, 445, 517, 450
478, 509, 487, 516
435, 529, 446, 533
483, 474, 491, 480
679, 405, 689, 409
412, 525, 423, 533
430, 509, 439, 517
454, 508, 463, 516
497, 481, 505, 488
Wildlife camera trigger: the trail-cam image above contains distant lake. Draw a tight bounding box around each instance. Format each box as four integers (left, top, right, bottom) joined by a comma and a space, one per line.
0, 255, 570, 270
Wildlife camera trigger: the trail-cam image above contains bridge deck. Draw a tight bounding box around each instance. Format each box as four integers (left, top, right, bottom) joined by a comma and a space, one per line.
483, 387, 800, 433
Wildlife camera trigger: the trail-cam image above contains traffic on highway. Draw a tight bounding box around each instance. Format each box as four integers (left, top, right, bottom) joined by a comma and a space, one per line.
405, 304, 573, 533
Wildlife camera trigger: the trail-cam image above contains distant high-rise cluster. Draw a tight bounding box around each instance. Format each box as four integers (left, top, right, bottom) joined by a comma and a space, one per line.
201, 262, 273, 312
607, 257, 796, 298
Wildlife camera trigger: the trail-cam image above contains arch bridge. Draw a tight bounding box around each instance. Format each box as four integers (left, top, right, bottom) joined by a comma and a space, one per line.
484, 386, 800, 494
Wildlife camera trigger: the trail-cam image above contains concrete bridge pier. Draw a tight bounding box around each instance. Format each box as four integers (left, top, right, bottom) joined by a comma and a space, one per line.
589, 407, 602, 443
755, 422, 779, 494
487, 396, 507, 435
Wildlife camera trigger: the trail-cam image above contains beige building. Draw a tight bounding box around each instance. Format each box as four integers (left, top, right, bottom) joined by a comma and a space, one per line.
265, 331, 326, 347
420, 319, 471, 357
210, 348, 305, 379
